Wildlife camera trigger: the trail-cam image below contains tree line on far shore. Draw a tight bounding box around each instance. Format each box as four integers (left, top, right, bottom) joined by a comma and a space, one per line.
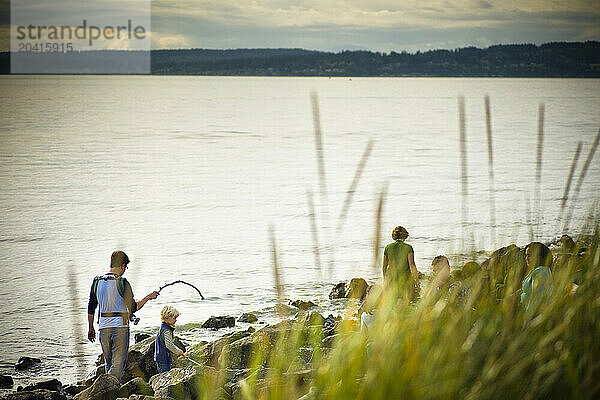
2, 41, 599, 77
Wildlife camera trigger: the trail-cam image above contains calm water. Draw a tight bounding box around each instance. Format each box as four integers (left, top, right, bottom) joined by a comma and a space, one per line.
0, 76, 599, 386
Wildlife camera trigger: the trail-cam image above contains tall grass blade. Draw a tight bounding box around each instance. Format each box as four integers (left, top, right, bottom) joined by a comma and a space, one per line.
306, 189, 322, 274
373, 183, 388, 271
310, 91, 328, 206
310, 90, 335, 275
484, 95, 497, 247
336, 139, 374, 232
558, 142, 582, 231
534, 103, 545, 235
563, 127, 600, 234
458, 96, 469, 245
269, 226, 286, 317
67, 266, 86, 379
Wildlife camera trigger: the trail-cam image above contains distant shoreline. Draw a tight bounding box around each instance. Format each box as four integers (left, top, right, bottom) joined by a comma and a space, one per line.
1, 41, 599, 77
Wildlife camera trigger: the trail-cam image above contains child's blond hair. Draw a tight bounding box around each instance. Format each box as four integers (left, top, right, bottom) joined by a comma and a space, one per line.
160, 305, 180, 321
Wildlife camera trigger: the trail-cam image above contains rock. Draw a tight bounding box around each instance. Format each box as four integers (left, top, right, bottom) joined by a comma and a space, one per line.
18, 379, 62, 393
7, 390, 66, 400
118, 377, 153, 398
83, 365, 106, 387
289, 300, 316, 310
237, 313, 258, 323
63, 384, 88, 396
218, 336, 254, 370
126, 396, 175, 400
345, 278, 368, 300
74, 374, 120, 400
201, 316, 235, 330
322, 314, 340, 338
183, 329, 253, 368
0, 373, 14, 389
89, 336, 186, 385
329, 282, 346, 299
148, 367, 202, 400
135, 334, 152, 343
14, 357, 41, 371
218, 320, 294, 370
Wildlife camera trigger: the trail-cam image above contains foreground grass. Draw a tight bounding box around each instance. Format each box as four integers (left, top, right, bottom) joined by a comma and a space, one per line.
194, 229, 599, 400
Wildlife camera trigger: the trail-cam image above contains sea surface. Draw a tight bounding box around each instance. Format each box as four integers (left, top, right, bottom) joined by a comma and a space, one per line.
0, 76, 599, 387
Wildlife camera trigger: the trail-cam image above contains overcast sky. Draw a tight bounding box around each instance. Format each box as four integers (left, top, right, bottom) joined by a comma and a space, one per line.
2, 0, 600, 52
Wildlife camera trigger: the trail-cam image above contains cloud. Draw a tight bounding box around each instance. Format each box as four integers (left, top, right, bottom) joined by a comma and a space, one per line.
4, 0, 599, 52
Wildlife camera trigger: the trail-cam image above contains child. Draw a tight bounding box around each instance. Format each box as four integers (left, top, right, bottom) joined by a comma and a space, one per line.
154, 305, 185, 373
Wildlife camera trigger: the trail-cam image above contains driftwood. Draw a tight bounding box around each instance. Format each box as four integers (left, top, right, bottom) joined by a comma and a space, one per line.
158, 280, 205, 300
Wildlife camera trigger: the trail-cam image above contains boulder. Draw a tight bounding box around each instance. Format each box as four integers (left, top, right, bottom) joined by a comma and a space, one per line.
289, 300, 316, 310
328, 282, 346, 299
125, 335, 185, 383
345, 278, 368, 300
218, 320, 294, 370
7, 390, 66, 400
0, 373, 14, 389
90, 336, 186, 384
201, 316, 235, 330
18, 379, 62, 393
83, 365, 106, 387
117, 377, 153, 398
148, 367, 202, 400
135, 334, 152, 343
183, 329, 253, 368
126, 396, 175, 400
14, 357, 41, 371
63, 384, 88, 396
73, 374, 120, 400
237, 313, 258, 323
322, 314, 340, 338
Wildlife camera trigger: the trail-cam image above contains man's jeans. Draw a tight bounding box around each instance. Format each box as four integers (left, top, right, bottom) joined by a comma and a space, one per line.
99, 326, 130, 382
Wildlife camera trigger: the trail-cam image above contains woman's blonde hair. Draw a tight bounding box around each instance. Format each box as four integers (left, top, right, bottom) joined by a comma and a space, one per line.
160, 305, 180, 321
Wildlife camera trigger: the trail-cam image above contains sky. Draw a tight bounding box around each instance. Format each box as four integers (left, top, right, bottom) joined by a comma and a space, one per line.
2, 0, 600, 52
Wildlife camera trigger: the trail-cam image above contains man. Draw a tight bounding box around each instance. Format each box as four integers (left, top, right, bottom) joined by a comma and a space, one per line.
87, 250, 159, 381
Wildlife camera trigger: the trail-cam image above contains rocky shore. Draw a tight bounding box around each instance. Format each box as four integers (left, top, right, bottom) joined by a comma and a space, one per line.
0, 235, 581, 400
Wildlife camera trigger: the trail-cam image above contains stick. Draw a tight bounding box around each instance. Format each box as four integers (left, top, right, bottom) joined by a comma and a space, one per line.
158, 280, 205, 300
185, 356, 203, 367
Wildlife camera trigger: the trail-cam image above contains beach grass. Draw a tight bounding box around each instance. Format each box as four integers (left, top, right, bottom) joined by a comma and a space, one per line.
187, 223, 599, 400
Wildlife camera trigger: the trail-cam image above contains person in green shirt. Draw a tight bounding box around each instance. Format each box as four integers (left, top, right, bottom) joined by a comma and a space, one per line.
382, 226, 419, 290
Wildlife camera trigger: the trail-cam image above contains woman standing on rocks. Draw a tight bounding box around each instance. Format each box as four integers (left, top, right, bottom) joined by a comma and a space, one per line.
382, 226, 419, 295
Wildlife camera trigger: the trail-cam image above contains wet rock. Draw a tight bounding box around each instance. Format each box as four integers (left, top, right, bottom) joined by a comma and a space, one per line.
15, 357, 41, 371
125, 396, 175, 400
83, 365, 105, 387
345, 278, 368, 300
289, 300, 316, 310
18, 379, 62, 393
118, 377, 153, 398
184, 329, 253, 368
218, 336, 254, 370
0, 374, 14, 389
322, 314, 340, 338
329, 282, 346, 299
148, 367, 203, 400
237, 313, 258, 323
63, 384, 88, 396
73, 374, 120, 400
201, 316, 235, 330
135, 334, 151, 343
125, 335, 185, 383
7, 390, 66, 400
219, 320, 294, 370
